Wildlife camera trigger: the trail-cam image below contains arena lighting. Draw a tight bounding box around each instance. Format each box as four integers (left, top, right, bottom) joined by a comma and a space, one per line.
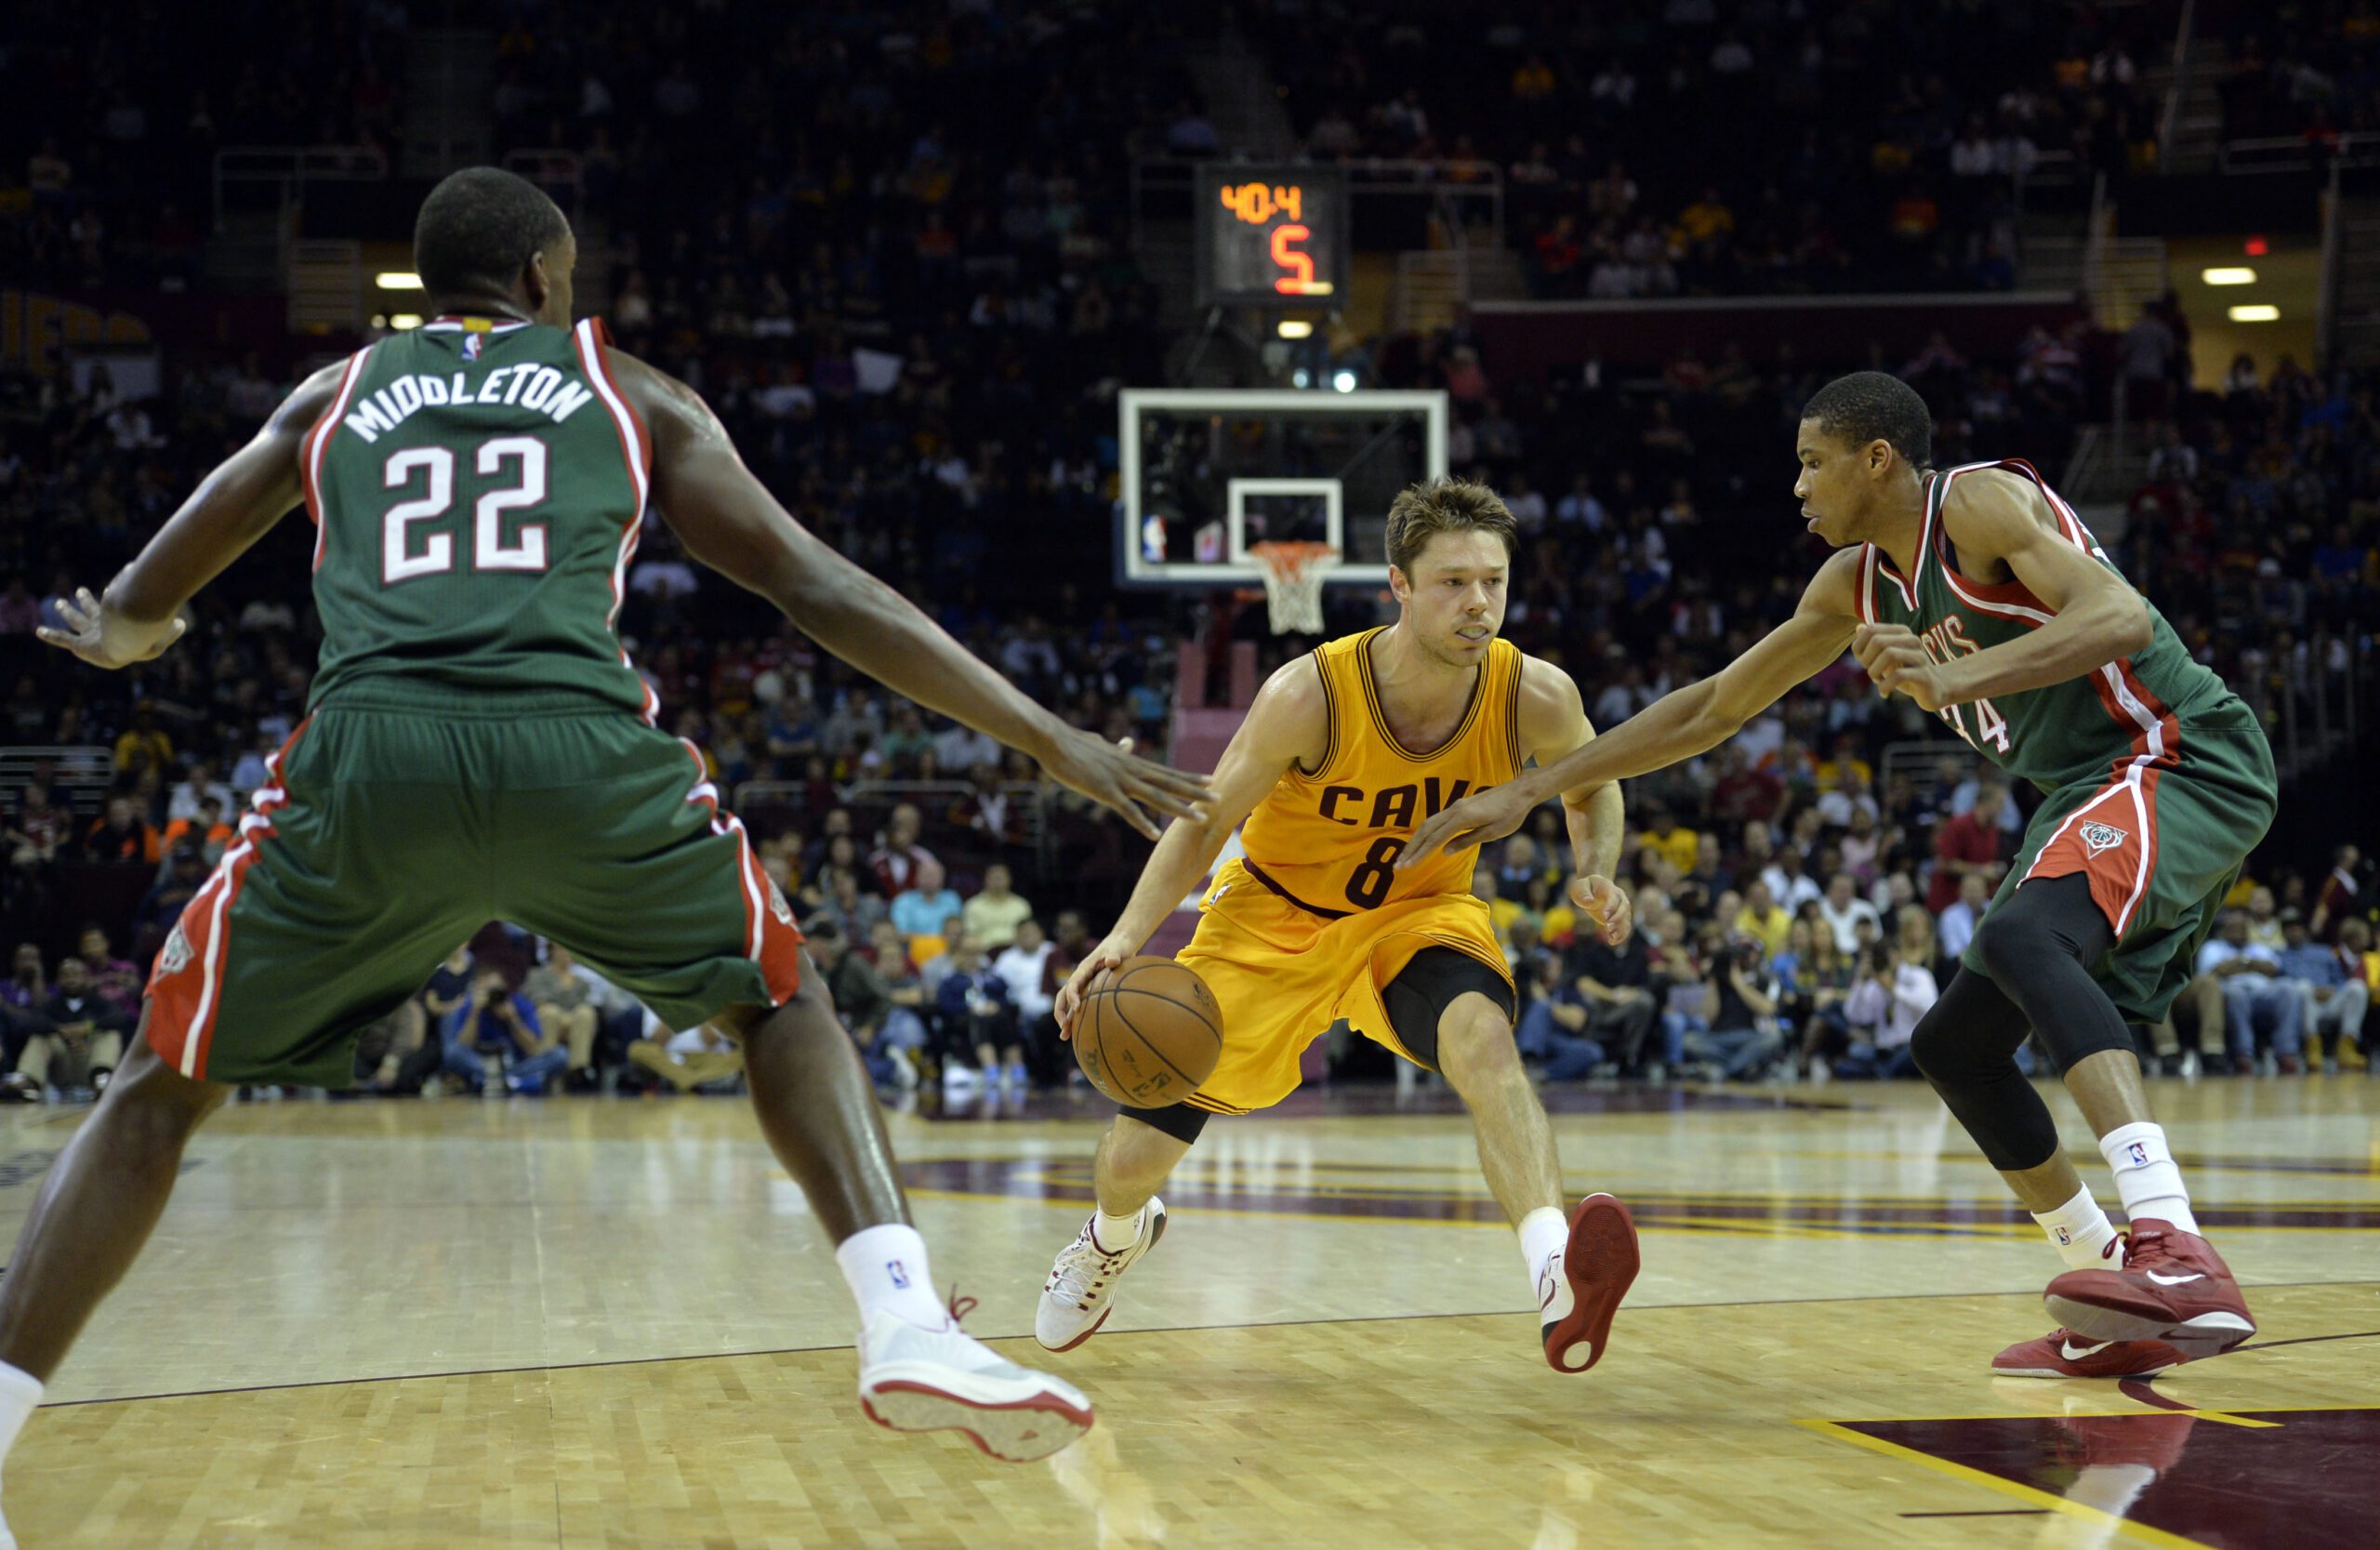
2202, 267, 2256, 285
1331, 370, 1357, 392
1276, 319, 1314, 339
375, 272, 424, 289
2244, 236, 2269, 256
2228, 304, 2280, 323
389, 313, 424, 329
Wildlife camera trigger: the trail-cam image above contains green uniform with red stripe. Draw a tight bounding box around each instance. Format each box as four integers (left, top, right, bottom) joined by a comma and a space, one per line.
1855, 458, 2276, 1024
146, 317, 802, 1086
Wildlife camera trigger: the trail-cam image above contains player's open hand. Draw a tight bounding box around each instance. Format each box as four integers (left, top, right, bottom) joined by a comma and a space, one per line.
1397, 780, 1538, 870
35, 587, 187, 670
1054, 934, 1135, 1040
1569, 874, 1633, 946
1850, 623, 1952, 712
1041, 729, 1213, 842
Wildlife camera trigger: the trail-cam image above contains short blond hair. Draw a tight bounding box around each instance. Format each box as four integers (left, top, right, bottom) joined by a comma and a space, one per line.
1382, 478, 1518, 576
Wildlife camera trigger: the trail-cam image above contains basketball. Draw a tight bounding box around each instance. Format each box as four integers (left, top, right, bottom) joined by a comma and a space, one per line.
1075, 956, 1223, 1107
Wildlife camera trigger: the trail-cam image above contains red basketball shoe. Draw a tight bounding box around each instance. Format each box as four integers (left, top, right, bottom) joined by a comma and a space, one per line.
1540, 1193, 1640, 1373
2042, 1219, 2255, 1354
1992, 1328, 2186, 1379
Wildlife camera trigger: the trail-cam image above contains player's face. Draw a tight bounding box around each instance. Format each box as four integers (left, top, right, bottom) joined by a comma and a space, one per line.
1394, 529, 1509, 666
1792, 420, 1883, 546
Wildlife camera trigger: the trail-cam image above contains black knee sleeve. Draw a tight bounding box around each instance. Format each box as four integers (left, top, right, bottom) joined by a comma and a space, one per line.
1910, 967, 2061, 1172
1120, 1101, 1211, 1145
1971, 873, 2133, 1070
1382, 947, 1515, 1070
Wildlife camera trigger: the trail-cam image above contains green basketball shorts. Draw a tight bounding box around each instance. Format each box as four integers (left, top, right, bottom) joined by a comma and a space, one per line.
1966, 712, 2275, 1025
145, 687, 803, 1086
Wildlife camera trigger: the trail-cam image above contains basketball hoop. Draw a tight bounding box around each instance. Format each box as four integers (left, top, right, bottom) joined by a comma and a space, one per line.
1249, 540, 1339, 634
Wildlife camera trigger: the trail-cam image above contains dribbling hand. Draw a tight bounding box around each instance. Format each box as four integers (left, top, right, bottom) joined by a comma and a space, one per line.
1054, 933, 1135, 1040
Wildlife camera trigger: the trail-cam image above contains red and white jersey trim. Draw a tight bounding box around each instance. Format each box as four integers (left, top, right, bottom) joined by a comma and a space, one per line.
302, 350, 374, 573
571, 317, 663, 725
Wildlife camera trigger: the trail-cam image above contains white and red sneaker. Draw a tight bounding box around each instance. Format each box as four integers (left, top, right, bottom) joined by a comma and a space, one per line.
1036, 1199, 1167, 1353
857, 1305, 1095, 1463
1539, 1193, 1641, 1373
1991, 1328, 2186, 1379
2043, 1219, 2255, 1355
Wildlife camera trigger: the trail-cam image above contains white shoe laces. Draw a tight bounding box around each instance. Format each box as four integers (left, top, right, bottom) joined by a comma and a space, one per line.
1047, 1222, 1133, 1311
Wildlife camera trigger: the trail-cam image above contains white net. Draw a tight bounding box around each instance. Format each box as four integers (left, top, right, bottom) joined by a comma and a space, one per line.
1250, 541, 1339, 634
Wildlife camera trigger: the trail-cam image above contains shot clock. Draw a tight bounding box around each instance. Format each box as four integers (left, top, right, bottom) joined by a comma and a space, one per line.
1194, 165, 1349, 309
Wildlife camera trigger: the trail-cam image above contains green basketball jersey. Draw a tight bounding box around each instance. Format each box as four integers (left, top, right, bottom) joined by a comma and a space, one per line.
1855, 458, 2242, 792
302, 316, 658, 719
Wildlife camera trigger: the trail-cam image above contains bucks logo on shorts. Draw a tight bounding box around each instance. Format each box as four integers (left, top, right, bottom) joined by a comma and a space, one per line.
158, 923, 194, 977
2081, 822, 2129, 857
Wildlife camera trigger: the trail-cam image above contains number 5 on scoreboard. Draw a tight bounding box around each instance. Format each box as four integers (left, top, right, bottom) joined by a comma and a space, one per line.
1271, 224, 1316, 296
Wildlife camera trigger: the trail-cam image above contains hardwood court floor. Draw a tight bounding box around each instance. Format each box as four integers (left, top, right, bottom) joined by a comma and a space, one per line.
4, 1078, 2373, 1548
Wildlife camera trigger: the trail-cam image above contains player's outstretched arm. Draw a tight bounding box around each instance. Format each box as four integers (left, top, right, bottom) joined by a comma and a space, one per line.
38, 361, 348, 670
1052, 659, 1326, 1034
1850, 468, 2151, 711
618, 351, 1210, 840
1401, 547, 1865, 868
1515, 658, 1632, 946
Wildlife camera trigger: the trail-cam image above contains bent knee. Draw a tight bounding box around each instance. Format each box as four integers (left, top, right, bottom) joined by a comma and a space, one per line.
1436, 1000, 1522, 1082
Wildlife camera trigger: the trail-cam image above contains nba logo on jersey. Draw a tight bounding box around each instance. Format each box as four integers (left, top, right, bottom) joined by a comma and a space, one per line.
2081, 822, 2128, 856
461, 332, 484, 362
888, 1260, 911, 1289
2127, 1142, 2149, 1166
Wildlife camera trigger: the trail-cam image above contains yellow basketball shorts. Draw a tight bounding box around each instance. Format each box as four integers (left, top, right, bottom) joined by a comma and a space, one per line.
1174, 859, 1514, 1116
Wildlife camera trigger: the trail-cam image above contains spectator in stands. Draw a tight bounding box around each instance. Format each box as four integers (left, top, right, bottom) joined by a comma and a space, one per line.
1837, 941, 1937, 1080
24, 957, 130, 1097
934, 935, 1023, 1090
1926, 776, 2006, 912
993, 918, 1059, 1080
1937, 871, 1990, 964
7, 784, 72, 871
161, 795, 233, 863
112, 707, 171, 775
76, 926, 141, 1016
167, 761, 234, 825
891, 854, 964, 939
2312, 845, 2365, 938
1, 947, 52, 1102
1636, 801, 1700, 875
869, 803, 937, 896
1817, 873, 1882, 953
810, 921, 919, 1090
2281, 909, 2367, 1075
1681, 936, 1784, 1082
1515, 949, 1609, 1082
133, 846, 208, 947
352, 1000, 437, 1096
441, 966, 564, 1094
80, 794, 159, 865
522, 945, 602, 1090
1560, 892, 1659, 1073
2197, 909, 2305, 1074
2244, 886, 2285, 952
1733, 880, 1792, 958
963, 862, 1034, 951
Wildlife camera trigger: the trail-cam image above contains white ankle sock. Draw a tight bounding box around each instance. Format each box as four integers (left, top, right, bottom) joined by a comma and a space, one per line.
2030, 1185, 2121, 1271
835, 1224, 952, 1330
2098, 1121, 2199, 1235
1519, 1207, 1571, 1317
0, 1359, 41, 1466
1091, 1204, 1146, 1252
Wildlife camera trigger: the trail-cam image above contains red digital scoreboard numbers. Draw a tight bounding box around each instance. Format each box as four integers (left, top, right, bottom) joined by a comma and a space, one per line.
1195, 165, 1349, 309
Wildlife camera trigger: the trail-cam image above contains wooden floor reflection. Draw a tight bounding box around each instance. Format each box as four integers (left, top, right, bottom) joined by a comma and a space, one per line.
4, 1077, 2373, 1547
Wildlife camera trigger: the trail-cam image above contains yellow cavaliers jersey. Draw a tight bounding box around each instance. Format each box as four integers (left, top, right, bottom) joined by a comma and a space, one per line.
1237, 628, 1526, 915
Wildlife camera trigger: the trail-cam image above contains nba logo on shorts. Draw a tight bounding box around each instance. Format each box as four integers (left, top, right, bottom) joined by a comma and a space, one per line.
888, 1260, 910, 1289
2127, 1142, 2149, 1166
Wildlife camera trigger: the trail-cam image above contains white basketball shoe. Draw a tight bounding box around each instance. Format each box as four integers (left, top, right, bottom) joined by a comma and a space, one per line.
856, 1307, 1095, 1463
1036, 1198, 1168, 1352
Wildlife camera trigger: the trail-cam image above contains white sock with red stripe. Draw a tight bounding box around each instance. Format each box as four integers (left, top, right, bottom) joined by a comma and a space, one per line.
836, 1224, 953, 1331
2099, 1121, 2199, 1236
1520, 1207, 1572, 1321
2030, 1185, 2121, 1271
0, 1358, 40, 1465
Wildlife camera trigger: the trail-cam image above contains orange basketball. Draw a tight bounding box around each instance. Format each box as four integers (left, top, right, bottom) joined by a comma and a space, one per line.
1075, 956, 1223, 1107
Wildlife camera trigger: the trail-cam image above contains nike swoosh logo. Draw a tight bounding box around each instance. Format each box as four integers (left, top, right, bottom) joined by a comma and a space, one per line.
2144, 1270, 2204, 1286
2060, 1340, 2109, 1360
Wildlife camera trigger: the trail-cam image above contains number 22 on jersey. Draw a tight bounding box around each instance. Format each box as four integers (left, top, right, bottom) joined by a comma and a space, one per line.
381, 435, 551, 584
